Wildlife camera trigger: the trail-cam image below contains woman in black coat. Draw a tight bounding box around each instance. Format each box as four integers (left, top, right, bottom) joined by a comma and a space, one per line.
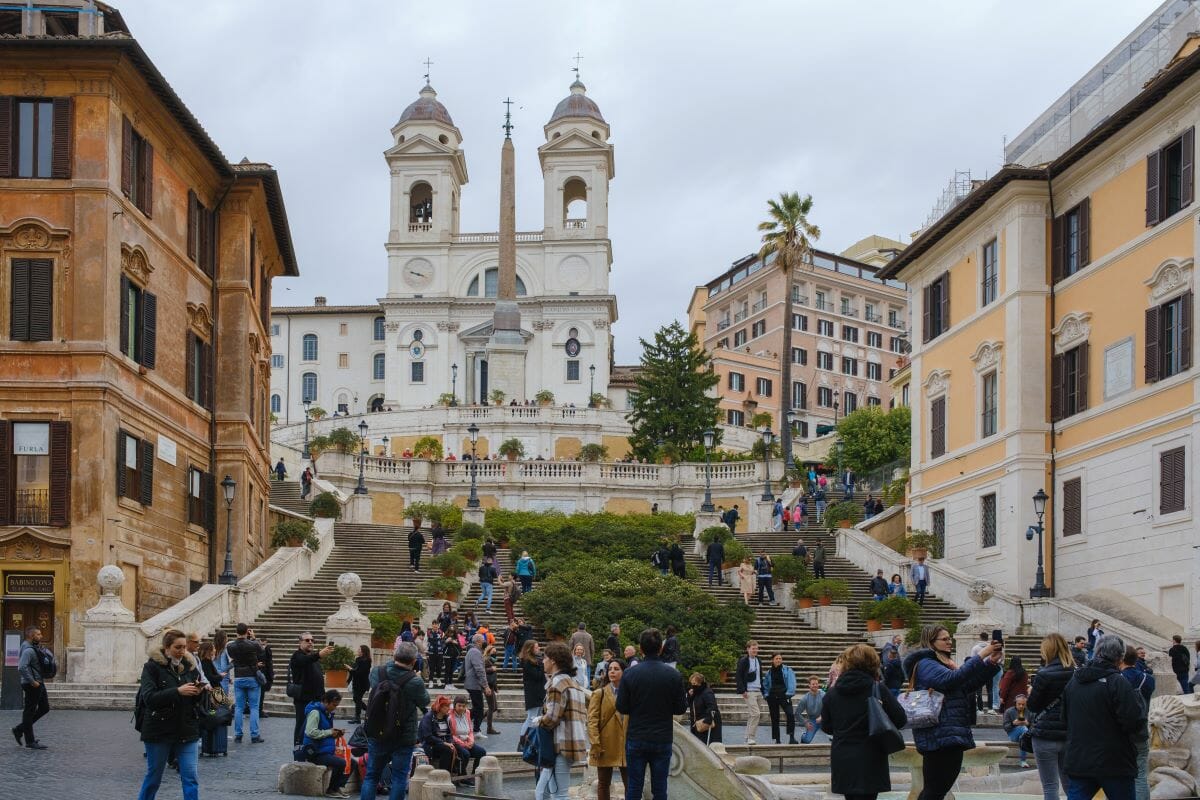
687, 672, 722, 744
1027, 633, 1076, 800
137, 629, 207, 800
518, 640, 546, 745
350, 644, 373, 723
821, 644, 907, 800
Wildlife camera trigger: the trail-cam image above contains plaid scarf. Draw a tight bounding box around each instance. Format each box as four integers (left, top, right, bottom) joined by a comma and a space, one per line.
540, 672, 589, 763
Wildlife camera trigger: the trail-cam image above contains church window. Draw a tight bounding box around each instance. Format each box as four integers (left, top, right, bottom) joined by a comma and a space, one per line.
301, 372, 317, 402
409, 182, 433, 225
413, 329, 424, 341
569, 327, 579, 339
467, 268, 528, 297
410, 362, 425, 383
374, 316, 385, 341
566, 360, 580, 381
302, 334, 318, 361
373, 353, 385, 380
563, 178, 588, 228
270, 394, 281, 413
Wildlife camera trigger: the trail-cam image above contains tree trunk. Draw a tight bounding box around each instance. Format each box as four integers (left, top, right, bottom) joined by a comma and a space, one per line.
780, 258, 795, 471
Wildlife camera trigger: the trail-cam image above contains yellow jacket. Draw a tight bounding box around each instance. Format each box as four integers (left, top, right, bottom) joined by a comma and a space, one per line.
587, 683, 627, 767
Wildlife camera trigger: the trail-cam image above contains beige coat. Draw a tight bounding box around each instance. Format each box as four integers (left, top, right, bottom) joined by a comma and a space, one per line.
586, 683, 627, 767
737, 562, 756, 598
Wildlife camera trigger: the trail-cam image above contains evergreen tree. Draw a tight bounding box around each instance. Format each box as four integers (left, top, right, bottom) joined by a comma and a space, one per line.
626, 321, 721, 461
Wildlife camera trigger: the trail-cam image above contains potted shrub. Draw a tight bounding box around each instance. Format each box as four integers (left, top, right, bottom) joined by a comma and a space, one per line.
368, 611, 401, 649
269, 519, 319, 552
535, 389, 555, 406
588, 392, 611, 409
320, 644, 356, 689
698, 526, 731, 546
577, 443, 608, 462
859, 600, 885, 632
721, 540, 750, 570
709, 645, 739, 684
450, 538, 483, 562
405, 500, 430, 530
771, 554, 810, 586
903, 530, 940, 559
309, 491, 342, 520
436, 392, 457, 407
457, 521, 486, 541
419, 576, 463, 602
412, 435, 444, 460
823, 501, 859, 530
429, 552, 471, 577
804, 578, 849, 606
498, 438, 525, 461
795, 579, 816, 609
876, 596, 922, 630
386, 593, 422, 623
489, 389, 506, 407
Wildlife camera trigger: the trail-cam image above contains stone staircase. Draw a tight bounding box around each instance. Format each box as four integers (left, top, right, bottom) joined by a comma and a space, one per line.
270, 478, 313, 517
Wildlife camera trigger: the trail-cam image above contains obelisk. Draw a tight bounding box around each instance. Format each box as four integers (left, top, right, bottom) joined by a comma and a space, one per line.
486, 100, 528, 402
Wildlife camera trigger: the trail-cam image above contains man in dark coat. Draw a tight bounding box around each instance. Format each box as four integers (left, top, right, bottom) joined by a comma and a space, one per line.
705, 538, 725, 586
408, 523, 426, 572
289, 632, 334, 746
1062, 633, 1146, 800
668, 540, 687, 578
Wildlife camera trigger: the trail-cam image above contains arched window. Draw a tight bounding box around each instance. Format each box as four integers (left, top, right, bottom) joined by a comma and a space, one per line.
301, 372, 317, 402
466, 268, 527, 297
302, 333, 318, 361
370, 395, 385, 412
373, 353, 385, 380
563, 177, 588, 227
373, 316, 385, 341
270, 394, 281, 413
410, 182, 433, 224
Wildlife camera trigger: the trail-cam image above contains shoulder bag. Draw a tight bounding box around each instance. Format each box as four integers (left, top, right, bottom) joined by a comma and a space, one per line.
896, 663, 945, 729
285, 661, 303, 699
866, 681, 906, 754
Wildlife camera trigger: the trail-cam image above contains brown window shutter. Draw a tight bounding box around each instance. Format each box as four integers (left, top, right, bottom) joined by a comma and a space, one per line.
0, 420, 10, 525
121, 116, 133, 198
1078, 198, 1091, 267
50, 97, 72, 179
0, 96, 13, 179
1160, 447, 1185, 514
116, 429, 127, 498
140, 291, 157, 369
48, 420, 70, 526
119, 274, 130, 355
139, 437, 154, 506
922, 284, 932, 343
203, 471, 216, 532
1050, 352, 1064, 422
187, 190, 199, 262
1146, 306, 1161, 383
1051, 214, 1065, 283
1182, 290, 1194, 372
939, 273, 950, 336
10, 258, 30, 341
1062, 478, 1081, 536
139, 138, 154, 217
28, 259, 52, 341
1146, 149, 1161, 226
931, 397, 945, 458
1075, 342, 1089, 412
185, 331, 196, 401
203, 340, 214, 410
203, 209, 216, 278
1183, 127, 1195, 209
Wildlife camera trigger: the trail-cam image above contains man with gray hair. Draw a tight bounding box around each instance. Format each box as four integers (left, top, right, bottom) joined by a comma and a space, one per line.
1062, 633, 1146, 800
361, 642, 430, 800
464, 633, 489, 736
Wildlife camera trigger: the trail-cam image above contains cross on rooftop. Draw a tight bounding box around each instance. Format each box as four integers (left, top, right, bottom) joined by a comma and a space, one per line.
423, 57, 433, 84
572, 52, 583, 80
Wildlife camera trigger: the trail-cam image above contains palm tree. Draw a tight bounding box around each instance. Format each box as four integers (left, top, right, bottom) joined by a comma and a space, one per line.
758, 192, 820, 473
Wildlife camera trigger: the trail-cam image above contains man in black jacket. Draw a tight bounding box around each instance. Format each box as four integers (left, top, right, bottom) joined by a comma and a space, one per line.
289, 632, 334, 746
1062, 634, 1146, 800
408, 524, 426, 572
227, 622, 266, 743
605, 623, 621, 655
1168, 634, 1191, 694
705, 539, 725, 586
616, 628, 687, 800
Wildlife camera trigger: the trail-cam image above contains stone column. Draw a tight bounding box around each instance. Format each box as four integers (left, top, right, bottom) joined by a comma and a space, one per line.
76, 565, 146, 684
408, 763, 434, 800
955, 580, 1004, 665
422, 768, 455, 800
475, 755, 503, 797
324, 572, 372, 651
462, 507, 485, 528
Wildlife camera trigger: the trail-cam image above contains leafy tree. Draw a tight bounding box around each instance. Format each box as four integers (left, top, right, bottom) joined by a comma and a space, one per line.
833, 405, 911, 474
626, 321, 721, 461
326, 427, 361, 454
758, 192, 820, 469
307, 406, 328, 420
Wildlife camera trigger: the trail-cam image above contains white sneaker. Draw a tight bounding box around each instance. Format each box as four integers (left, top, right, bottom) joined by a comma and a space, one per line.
746, 739, 756, 746
444, 684, 456, 691
1020, 760, 1030, 768
477, 732, 488, 739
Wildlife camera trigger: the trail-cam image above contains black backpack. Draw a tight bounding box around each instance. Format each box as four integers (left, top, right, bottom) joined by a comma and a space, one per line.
363, 666, 417, 742
35, 645, 57, 679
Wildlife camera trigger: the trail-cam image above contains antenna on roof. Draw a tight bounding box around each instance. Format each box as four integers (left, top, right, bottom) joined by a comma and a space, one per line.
572, 52, 583, 81
423, 57, 434, 85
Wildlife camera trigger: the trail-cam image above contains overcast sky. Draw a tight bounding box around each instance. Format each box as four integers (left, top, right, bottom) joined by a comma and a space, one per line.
117, 0, 1154, 362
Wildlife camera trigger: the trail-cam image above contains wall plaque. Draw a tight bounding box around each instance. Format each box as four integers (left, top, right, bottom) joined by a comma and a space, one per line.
1104, 337, 1134, 400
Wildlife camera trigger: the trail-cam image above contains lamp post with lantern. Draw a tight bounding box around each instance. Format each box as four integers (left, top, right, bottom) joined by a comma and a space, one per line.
467, 423, 480, 509
302, 399, 312, 460
354, 420, 369, 494
701, 428, 716, 512
217, 475, 237, 585
588, 364, 596, 407
451, 364, 459, 407
1026, 488, 1052, 598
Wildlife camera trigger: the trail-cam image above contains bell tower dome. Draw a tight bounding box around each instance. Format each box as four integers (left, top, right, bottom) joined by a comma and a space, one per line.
538, 79, 614, 240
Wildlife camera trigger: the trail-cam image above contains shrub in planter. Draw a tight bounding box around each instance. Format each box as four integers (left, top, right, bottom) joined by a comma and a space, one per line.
429, 552, 471, 577
270, 519, 319, 552
436, 392, 457, 407
457, 521, 486, 541
822, 501, 859, 530
876, 596, 922, 629
721, 540, 750, 568
498, 438, 526, 460
803, 578, 850, 604
589, 392, 611, 409
489, 389, 506, 406
320, 644, 356, 674
771, 555, 810, 585
309, 492, 342, 520
386, 593, 422, 621
368, 612, 402, 647
407, 501, 462, 531
903, 530, 942, 559
450, 538, 482, 562
534, 389, 555, 405
698, 526, 731, 546
859, 600, 885, 631
577, 443, 608, 462
412, 436, 444, 460
419, 576, 463, 601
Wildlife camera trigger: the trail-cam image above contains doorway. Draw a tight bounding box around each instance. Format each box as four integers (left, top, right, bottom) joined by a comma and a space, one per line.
478, 359, 489, 404
2, 599, 54, 646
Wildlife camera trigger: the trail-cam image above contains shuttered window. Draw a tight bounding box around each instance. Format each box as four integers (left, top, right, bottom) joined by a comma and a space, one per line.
1146, 291, 1193, 383
119, 276, 157, 368
930, 396, 946, 458
10, 258, 52, 341
1051, 342, 1089, 421
817, 386, 833, 407
756, 377, 772, 397
186, 191, 216, 276
186, 466, 210, 527
980, 493, 997, 548
116, 429, 153, 506
1159, 446, 1186, 515
1063, 477, 1082, 536
1051, 199, 1090, 283
0, 420, 70, 527
728, 372, 744, 391
120, 117, 153, 217
0, 97, 72, 179
922, 273, 950, 342
792, 381, 807, 410
1147, 127, 1194, 226
981, 370, 998, 437
184, 331, 213, 409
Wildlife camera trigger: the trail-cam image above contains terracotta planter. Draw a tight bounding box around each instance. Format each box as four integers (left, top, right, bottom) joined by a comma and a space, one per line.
410, 517, 423, 530
865, 619, 883, 632
325, 669, 349, 689
662, 456, 673, 465
890, 618, 906, 630
907, 547, 928, 560
819, 595, 832, 606
434, 591, 459, 602
441, 568, 457, 578
719, 669, 730, 684
838, 520, 851, 529
505, 452, 517, 461
371, 636, 393, 650
798, 597, 815, 609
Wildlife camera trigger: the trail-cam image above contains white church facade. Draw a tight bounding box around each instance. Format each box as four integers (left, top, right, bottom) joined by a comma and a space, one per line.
271, 80, 618, 423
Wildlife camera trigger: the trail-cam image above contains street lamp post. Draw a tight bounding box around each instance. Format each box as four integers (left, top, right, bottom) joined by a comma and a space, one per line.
354, 420, 369, 494
588, 364, 596, 407
701, 428, 715, 512
1026, 488, 1052, 598
466, 423, 480, 508
218, 475, 237, 585
451, 364, 459, 407
301, 399, 312, 460
759, 427, 775, 501
382, 436, 389, 458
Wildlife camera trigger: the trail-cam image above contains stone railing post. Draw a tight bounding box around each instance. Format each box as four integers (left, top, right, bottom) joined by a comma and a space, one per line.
421, 768, 455, 800
324, 572, 372, 651
475, 755, 503, 796
76, 565, 146, 684
408, 763, 434, 800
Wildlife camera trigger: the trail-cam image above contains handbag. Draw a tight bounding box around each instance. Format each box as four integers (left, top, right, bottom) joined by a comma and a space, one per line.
285, 662, 302, 699
196, 690, 234, 730
897, 666, 945, 729
520, 725, 557, 768
866, 681, 906, 754
255, 670, 268, 688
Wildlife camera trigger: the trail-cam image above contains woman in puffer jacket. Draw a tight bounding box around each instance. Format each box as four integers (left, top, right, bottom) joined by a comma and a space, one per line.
137, 629, 207, 800
901, 625, 1001, 800
1026, 633, 1076, 800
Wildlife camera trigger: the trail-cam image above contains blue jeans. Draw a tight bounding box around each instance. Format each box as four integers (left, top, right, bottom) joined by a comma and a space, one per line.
535, 752, 572, 800
626, 738, 672, 800
479, 582, 493, 609
1067, 776, 1135, 800
233, 676, 261, 738
1008, 725, 1029, 758
360, 739, 415, 800
139, 739, 199, 800
915, 579, 928, 604
503, 643, 517, 670
800, 721, 824, 743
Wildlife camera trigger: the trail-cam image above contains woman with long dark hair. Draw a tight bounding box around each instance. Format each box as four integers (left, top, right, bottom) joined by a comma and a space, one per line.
519, 640, 545, 744
350, 644, 372, 724
998, 655, 1029, 713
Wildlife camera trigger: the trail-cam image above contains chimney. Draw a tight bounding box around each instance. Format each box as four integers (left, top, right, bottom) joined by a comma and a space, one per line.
314, 296, 326, 307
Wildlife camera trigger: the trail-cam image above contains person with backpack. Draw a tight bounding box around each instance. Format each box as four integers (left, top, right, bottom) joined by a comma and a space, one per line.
516, 550, 537, 593
814, 486, 827, 524
226, 622, 266, 744
1121, 645, 1155, 800
360, 642, 431, 800
755, 552, 776, 605
669, 538, 687, 579
477, 557, 497, 612
501, 574, 521, 624
136, 629, 207, 800
14, 625, 54, 749
724, 504, 740, 534
651, 542, 670, 576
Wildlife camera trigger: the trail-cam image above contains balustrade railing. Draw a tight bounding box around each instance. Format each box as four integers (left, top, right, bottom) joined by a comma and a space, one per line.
408, 222, 433, 233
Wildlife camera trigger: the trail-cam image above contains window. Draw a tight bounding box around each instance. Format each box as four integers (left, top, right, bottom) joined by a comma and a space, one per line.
726, 409, 745, 426
716, 338, 728, 349
817, 386, 833, 407
2, 421, 70, 527
117, 429, 153, 505
373, 352, 385, 380
1052, 200, 1090, 282
271, 354, 284, 369
339, 323, 348, 336
302, 334, 318, 361
817, 319, 834, 337
413, 329, 424, 341
410, 362, 425, 383
1146, 127, 1194, 226
792, 381, 807, 410
184, 332, 212, 409
866, 331, 882, 349
815, 290, 829, 311
1050, 343, 1089, 421
843, 391, 857, 413
186, 466, 210, 528
931, 509, 945, 555
1160, 446, 1186, 514
733, 329, 747, 347
841, 325, 859, 343
796, 421, 809, 438
866, 362, 882, 381
840, 297, 855, 316
728, 372, 745, 392
374, 316, 385, 341
923, 273, 949, 342
301, 372, 317, 403
817, 351, 833, 371
867, 396, 882, 406
1063, 477, 1082, 536
751, 320, 766, 338
980, 493, 997, 548
890, 336, 906, 354
466, 268, 528, 297
338, 353, 349, 368
930, 396, 946, 458
841, 357, 858, 376
792, 313, 808, 331
270, 394, 281, 414
121, 117, 153, 216
10, 258, 52, 341
1146, 292, 1193, 383
756, 377, 772, 397
865, 303, 879, 323
270, 323, 280, 336
6, 98, 71, 179
791, 348, 807, 365
981, 370, 998, 437
981, 238, 998, 304
566, 360, 580, 381
186, 191, 215, 276
888, 309, 901, 328
120, 276, 157, 368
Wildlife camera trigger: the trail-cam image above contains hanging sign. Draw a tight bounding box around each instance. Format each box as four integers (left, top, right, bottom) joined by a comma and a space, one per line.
4, 574, 55, 597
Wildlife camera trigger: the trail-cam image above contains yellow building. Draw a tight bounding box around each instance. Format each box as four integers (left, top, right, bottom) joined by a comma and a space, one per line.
880, 33, 1200, 632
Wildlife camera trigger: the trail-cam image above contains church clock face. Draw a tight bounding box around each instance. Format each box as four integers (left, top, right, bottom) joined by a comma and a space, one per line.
403, 258, 433, 289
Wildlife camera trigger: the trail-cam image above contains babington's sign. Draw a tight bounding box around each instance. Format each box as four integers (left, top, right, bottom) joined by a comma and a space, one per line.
4, 574, 54, 596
